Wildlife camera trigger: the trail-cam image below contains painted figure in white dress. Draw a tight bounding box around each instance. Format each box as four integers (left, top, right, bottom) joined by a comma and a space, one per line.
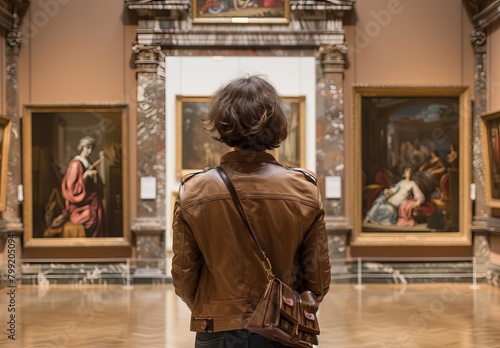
364, 167, 424, 227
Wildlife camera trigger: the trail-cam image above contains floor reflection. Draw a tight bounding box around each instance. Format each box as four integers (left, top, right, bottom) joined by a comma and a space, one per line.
0, 283, 499, 347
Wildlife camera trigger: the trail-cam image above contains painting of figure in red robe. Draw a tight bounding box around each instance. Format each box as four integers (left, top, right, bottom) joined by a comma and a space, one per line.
59, 136, 106, 237
24, 107, 126, 243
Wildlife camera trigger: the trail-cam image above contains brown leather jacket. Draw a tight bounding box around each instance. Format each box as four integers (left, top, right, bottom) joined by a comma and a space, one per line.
172, 150, 331, 333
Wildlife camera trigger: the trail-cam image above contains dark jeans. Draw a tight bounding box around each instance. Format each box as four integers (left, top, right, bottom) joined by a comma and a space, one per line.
195, 330, 288, 348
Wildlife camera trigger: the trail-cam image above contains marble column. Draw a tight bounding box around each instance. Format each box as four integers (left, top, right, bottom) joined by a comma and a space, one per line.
1, 10, 23, 272
472, 225, 499, 287
325, 217, 349, 277
130, 45, 166, 273
470, 29, 487, 217
316, 44, 348, 217
317, 45, 350, 270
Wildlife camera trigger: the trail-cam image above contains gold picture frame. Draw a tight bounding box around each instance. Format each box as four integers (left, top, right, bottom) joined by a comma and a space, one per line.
351, 86, 471, 246
22, 105, 130, 247
273, 96, 306, 168
176, 96, 230, 178
176, 95, 305, 178
480, 109, 500, 208
192, 0, 290, 24
0, 116, 12, 212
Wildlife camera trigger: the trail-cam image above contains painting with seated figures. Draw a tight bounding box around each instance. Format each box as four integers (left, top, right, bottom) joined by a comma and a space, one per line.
351, 86, 471, 246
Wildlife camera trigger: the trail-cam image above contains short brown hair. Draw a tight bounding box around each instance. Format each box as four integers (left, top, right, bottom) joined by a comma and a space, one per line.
202, 75, 288, 151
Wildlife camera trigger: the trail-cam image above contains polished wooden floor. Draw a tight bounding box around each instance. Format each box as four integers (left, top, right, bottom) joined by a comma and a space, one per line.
1, 283, 499, 348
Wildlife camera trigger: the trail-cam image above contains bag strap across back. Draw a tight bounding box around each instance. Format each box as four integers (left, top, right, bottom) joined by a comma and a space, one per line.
215, 166, 275, 280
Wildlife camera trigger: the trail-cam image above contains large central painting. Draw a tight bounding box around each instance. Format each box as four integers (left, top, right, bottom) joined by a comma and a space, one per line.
176, 95, 305, 178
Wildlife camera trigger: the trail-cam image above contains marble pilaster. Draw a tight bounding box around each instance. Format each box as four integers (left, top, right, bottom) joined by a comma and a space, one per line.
133, 222, 166, 274
325, 217, 349, 275
316, 45, 351, 269
470, 29, 487, 218
316, 44, 348, 218
468, 1, 500, 285
131, 45, 167, 265
1, 8, 23, 272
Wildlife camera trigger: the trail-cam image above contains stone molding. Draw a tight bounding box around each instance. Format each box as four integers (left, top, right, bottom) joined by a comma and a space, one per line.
132, 44, 163, 72
0, 2, 14, 31
471, 0, 500, 29
319, 44, 348, 73
135, 31, 345, 48
126, 0, 354, 11
127, 0, 353, 49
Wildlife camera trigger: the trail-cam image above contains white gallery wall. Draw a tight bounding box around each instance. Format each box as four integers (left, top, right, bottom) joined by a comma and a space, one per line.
165, 56, 316, 250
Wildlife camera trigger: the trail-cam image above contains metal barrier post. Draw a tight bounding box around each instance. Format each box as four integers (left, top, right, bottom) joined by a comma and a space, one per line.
354, 257, 365, 290
123, 258, 133, 290
470, 257, 480, 290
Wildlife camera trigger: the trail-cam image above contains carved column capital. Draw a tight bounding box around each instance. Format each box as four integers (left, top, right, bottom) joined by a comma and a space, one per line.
470, 29, 487, 97
6, 12, 22, 55
470, 29, 487, 54
319, 44, 348, 73
132, 44, 164, 73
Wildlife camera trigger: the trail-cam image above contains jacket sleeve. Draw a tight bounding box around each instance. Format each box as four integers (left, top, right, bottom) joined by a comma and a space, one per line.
171, 191, 202, 310
299, 192, 331, 303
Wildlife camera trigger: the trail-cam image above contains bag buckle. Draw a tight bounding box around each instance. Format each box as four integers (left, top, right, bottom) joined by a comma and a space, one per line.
262, 257, 275, 280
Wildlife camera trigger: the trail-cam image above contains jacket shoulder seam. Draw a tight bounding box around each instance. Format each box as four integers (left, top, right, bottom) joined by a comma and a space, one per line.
180, 167, 211, 184
290, 168, 318, 185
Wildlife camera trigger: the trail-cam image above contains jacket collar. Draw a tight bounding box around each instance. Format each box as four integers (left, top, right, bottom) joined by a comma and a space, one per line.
220, 150, 279, 165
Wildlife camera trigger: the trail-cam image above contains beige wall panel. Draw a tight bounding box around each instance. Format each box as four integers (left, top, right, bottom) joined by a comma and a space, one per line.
353, 0, 466, 85
461, 5, 475, 92
18, 17, 29, 114
490, 20, 500, 111
22, 0, 126, 103
124, 10, 137, 104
